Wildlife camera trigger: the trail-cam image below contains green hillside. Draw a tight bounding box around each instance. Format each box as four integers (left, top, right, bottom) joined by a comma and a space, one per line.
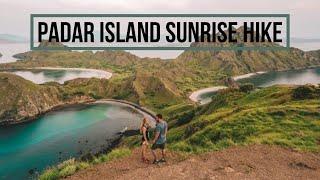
4, 43, 320, 95
123, 85, 320, 153
38, 84, 320, 179
0, 69, 186, 124
1, 32, 320, 126
2, 36, 318, 179
62, 70, 186, 111
175, 47, 318, 76
174, 27, 319, 76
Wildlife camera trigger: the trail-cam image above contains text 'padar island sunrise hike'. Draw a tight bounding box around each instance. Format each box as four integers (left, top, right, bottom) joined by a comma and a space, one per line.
1, 0, 320, 179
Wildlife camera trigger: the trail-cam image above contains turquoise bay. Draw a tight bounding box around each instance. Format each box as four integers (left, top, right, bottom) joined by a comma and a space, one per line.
0, 102, 149, 179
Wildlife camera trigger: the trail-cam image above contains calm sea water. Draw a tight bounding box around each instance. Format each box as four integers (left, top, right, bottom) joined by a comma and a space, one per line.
0, 102, 150, 179
0, 43, 28, 63
0, 43, 181, 61
4, 69, 109, 84
238, 67, 320, 87
198, 67, 320, 104
198, 91, 219, 105
0, 42, 319, 63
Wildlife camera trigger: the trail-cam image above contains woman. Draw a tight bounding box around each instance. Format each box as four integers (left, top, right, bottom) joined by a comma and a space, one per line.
140, 117, 150, 163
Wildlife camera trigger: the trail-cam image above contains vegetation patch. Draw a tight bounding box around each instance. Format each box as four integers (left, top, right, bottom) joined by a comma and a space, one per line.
166, 86, 320, 153
39, 148, 131, 180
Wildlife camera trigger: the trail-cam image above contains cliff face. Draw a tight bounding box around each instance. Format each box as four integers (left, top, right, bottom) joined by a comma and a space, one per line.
175, 48, 319, 76
0, 70, 185, 125
174, 27, 320, 76
307, 49, 320, 60
0, 73, 93, 125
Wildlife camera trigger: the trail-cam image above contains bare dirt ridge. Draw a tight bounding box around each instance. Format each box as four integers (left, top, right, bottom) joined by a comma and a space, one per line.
67, 145, 320, 180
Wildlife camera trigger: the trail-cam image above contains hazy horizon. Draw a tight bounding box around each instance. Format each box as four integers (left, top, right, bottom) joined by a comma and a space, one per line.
0, 0, 319, 38
0, 0, 319, 59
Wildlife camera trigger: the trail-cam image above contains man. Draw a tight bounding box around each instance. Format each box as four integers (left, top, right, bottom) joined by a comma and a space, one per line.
151, 113, 168, 164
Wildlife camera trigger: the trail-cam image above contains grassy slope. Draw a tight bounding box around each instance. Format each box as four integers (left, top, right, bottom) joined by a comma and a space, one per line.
39, 148, 131, 180
62, 70, 186, 112
123, 85, 320, 153
175, 48, 319, 76
166, 85, 320, 153
43, 85, 320, 179
7, 48, 316, 177
4, 46, 320, 95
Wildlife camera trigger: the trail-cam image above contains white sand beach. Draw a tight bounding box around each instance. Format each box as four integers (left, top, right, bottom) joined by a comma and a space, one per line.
189, 71, 267, 104
233, 71, 266, 81
189, 86, 227, 102
30, 67, 113, 79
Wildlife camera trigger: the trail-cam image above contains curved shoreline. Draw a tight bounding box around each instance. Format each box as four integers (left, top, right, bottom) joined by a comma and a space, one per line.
33, 67, 113, 79
0, 99, 155, 127
93, 99, 156, 122
233, 71, 266, 81
0, 67, 113, 83
188, 71, 268, 104
189, 86, 227, 103
189, 66, 320, 104
0, 99, 156, 178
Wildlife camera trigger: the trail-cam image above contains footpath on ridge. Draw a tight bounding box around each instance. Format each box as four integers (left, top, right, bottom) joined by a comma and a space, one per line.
67, 145, 320, 180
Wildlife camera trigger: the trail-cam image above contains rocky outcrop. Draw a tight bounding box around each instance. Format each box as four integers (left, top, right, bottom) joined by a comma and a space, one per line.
0, 73, 94, 125
37, 40, 67, 48
0, 70, 184, 125
175, 27, 320, 76
224, 77, 239, 88
307, 49, 320, 60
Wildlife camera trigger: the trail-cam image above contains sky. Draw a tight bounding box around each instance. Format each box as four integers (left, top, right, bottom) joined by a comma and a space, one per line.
0, 0, 319, 39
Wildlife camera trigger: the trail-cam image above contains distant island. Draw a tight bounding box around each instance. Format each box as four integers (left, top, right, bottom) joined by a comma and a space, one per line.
0, 34, 28, 43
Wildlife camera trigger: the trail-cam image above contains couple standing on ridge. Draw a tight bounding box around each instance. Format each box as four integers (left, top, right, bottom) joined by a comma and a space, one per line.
140, 114, 168, 164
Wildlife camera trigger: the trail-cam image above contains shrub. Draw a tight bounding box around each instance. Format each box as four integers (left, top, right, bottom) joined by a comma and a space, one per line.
72, 91, 85, 96
176, 110, 195, 126
39, 148, 131, 179
57, 158, 75, 170
39, 168, 59, 180
89, 92, 102, 99
76, 162, 90, 170
92, 148, 131, 164
102, 148, 131, 162
58, 165, 77, 178
239, 83, 255, 93
292, 85, 315, 99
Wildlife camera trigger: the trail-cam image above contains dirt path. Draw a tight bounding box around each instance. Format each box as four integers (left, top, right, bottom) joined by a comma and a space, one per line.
67, 145, 320, 180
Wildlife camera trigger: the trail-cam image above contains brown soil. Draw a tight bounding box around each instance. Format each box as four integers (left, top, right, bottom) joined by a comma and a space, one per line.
67, 145, 320, 180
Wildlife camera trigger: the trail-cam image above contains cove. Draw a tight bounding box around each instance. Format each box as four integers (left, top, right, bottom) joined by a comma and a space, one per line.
192, 67, 320, 104
0, 102, 153, 179
237, 67, 320, 87
2, 67, 112, 84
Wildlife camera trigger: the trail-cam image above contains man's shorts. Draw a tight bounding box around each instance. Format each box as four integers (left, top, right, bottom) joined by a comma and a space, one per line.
151, 143, 166, 150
